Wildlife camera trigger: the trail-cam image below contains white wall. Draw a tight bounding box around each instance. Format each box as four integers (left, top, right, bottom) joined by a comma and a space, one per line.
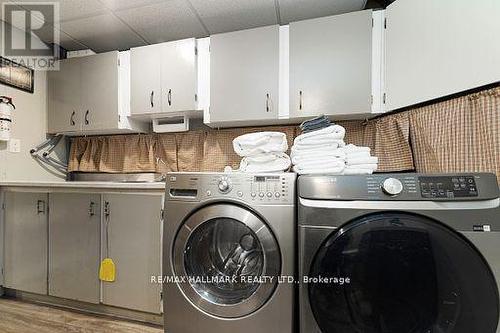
0, 21, 64, 181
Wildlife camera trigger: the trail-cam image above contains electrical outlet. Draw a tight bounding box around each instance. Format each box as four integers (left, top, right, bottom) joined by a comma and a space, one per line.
8, 139, 21, 153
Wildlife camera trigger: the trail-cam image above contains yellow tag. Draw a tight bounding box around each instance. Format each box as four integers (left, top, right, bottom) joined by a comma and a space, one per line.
99, 258, 116, 282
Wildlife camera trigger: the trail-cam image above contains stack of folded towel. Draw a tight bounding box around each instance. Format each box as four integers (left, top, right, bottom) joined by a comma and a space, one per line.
291, 125, 347, 175
343, 144, 378, 175
232, 132, 291, 173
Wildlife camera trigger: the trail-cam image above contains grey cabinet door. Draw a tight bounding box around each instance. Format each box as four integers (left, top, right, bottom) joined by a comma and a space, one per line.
3, 192, 48, 294
102, 194, 162, 313
289, 10, 373, 117
48, 58, 82, 134
49, 193, 100, 304
80, 51, 120, 131
210, 25, 280, 123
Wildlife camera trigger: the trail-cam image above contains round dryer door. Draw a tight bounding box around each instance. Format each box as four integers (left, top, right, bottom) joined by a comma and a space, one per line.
308, 212, 499, 333
173, 203, 281, 318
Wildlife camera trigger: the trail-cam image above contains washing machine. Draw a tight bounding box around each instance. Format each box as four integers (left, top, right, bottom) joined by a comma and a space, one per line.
163, 172, 296, 333
298, 173, 500, 333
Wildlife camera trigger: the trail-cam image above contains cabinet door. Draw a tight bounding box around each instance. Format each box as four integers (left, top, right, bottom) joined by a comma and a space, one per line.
385, 0, 500, 111
102, 194, 162, 313
3, 192, 48, 294
80, 51, 120, 131
130, 44, 162, 115
161, 38, 197, 112
210, 25, 280, 123
289, 10, 373, 117
48, 59, 81, 133
49, 193, 100, 304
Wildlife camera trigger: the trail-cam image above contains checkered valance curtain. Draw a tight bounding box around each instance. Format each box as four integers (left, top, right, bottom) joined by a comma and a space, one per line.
68, 86, 500, 179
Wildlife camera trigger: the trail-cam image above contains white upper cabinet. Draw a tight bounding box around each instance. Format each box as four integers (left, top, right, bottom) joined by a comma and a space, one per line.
384, 0, 500, 111
289, 9, 383, 118
161, 38, 198, 112
209, 25, 280, 125
130, 38, 200, 116
48, 51, 147, 135
130, 44, 163, 115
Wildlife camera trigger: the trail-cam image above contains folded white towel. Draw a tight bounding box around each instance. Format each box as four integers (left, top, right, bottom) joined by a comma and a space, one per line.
291, 150, 346, 165
294, 158, 345, 170
342, 168, 375, 175
291, 141, 345, 156
294, 137, 345, 148
346, 156, 379, 166
291, 143, 344, 157
343, 144, 371, 154
294, 125, 346, 144
233, 132, 288, 157
239, 153, 291, 173
345, 163, 378, 170
293, 165, 344, 175
344, 151, 371, 159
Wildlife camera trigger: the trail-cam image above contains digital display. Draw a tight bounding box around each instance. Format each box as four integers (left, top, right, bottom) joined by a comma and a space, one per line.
254, 176, 280, 182
419, 176, 478, 198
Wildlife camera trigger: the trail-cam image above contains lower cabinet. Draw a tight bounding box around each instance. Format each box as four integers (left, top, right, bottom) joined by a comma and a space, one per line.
101, 194, 162, 314
49, 193, 101, 304
2, 189, 162, 314
3, 191, 48, 295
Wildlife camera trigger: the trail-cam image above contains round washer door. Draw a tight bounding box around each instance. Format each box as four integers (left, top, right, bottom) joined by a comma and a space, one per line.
173, 203, 281, 318
309, 212, 499, 333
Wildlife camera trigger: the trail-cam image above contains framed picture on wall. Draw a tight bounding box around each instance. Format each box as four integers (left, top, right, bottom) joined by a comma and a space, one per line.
0, 57, 35, 93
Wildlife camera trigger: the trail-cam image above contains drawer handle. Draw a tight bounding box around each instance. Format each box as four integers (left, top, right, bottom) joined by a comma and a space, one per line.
70, 111, 76, 126
167, 89, 172, 106
150, 91, 154, 108
89, 201, 95, 217
85, 110, 90, 125
36, 200, 46, 214
104, 201, 110, 219
266, 93, 270, 112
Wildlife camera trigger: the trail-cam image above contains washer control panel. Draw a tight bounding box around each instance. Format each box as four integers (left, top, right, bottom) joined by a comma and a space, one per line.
207, 174, 295, 204
167, 172, 296, 205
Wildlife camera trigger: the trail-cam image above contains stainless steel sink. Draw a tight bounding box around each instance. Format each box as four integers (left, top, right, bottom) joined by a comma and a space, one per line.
67, 172, 165, 183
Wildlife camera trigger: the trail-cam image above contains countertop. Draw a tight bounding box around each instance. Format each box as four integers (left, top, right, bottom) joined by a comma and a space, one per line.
0, 181, 166, 190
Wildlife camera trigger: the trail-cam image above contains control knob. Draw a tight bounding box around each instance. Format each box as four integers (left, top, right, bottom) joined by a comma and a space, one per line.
218, 178, 232, 193
382, 178, 403, 196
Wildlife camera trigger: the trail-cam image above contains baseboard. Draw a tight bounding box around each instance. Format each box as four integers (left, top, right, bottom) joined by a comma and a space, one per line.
2, 288, 163, 327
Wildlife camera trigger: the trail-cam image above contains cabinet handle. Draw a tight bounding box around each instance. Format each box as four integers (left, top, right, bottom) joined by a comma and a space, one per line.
85, 110, 90, 125
167, 89, 172, 106
299, 91, 303, 111
36, 200, 46, 215
150, 91, 154, 108
70, 111, 76, 126
89, 201, 95, 217
266, 93, 270, 112
104, 201, 110, 219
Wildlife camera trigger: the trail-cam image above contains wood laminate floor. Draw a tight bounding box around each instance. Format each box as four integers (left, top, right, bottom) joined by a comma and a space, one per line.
0, 298, 163, 333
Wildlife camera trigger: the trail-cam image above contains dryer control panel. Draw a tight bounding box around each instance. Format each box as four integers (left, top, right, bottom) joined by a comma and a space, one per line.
167, 172, 296, 205
298, 173, 499, 201
419, 175, 478, 198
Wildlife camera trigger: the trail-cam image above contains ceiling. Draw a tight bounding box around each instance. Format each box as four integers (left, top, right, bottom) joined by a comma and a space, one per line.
3, 0, 370, 52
